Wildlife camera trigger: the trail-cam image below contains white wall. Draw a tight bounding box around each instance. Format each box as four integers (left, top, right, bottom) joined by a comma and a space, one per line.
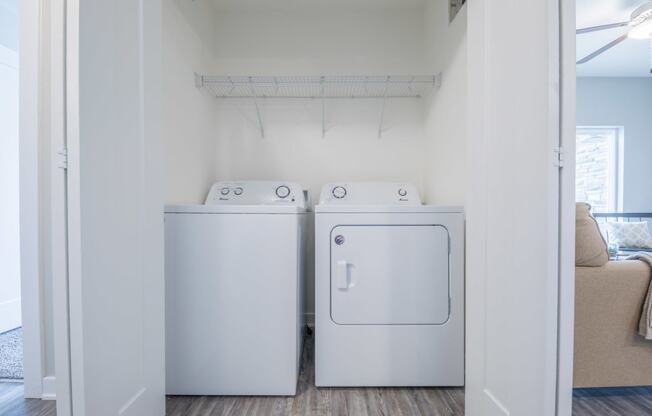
0, 42, 22, 334
211, 6, 429, 201
162, 0, 218, 204
0, 0, 19, 52
576, 77, 652, 211
422, 2, 467, 205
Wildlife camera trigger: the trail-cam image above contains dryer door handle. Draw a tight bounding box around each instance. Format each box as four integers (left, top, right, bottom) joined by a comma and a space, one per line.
336, 260, 349, 289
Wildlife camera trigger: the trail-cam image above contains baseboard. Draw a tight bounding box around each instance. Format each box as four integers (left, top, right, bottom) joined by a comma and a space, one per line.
0, 298, 22, 334
41, 376, 56, 400
304, 312, 314, 326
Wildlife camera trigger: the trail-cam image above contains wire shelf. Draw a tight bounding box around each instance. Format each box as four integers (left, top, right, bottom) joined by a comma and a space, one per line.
195, 74, 441, 99
195, 73, 442, 138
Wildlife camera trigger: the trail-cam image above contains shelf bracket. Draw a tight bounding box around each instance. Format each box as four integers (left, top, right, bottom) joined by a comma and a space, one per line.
194, 72, 204, 88
321, 77, 326, 138
435, 72, 443, 90
249, 77, 265, 138
378, 76, 390, 138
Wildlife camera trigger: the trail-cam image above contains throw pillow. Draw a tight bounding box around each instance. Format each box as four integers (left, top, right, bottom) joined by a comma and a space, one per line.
605, 221, 652, 249
575, 203, 609, 267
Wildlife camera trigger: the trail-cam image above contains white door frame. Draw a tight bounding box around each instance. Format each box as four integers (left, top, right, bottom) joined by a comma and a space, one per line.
50, 0, 73, 413
52, 0, 165, 413
557, 0, 577, 415
47, 1, 76, 414
465, 0, 567, 414
19, 0, 45, 399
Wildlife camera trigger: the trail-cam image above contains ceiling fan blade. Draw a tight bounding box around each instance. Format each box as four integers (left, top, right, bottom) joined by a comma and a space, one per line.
576, 21, 630, 35
577, 34, 629, 64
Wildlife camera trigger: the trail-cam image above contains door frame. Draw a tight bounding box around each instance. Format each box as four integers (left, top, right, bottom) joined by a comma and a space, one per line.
557, 0, 577, 415
52, 0, 166, 414
50, 0, 73, 414
465, 0, 570, 414
19, 0, 46, 399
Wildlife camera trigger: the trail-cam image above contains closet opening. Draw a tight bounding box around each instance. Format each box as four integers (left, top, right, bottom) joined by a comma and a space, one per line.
162, 0, 468, 413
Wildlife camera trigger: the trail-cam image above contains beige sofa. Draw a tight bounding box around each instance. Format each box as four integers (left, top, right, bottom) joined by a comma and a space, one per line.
573, 202, 652, 387
574, 229, 652, 386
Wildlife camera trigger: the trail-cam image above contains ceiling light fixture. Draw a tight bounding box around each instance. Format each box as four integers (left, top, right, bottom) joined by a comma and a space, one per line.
628, 3, 652, 39
576, 0, 652, 71
628, 19, 652, 39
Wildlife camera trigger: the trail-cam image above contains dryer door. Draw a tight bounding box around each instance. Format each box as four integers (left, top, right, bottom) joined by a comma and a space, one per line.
330, 225, 450, 325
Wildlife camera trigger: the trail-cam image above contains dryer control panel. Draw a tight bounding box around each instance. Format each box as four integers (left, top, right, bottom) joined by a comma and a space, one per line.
319, 182, 421, 205
205, 181, 306, 207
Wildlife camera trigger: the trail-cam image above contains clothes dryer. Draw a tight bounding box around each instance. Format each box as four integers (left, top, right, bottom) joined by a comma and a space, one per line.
315, 182, 464, 387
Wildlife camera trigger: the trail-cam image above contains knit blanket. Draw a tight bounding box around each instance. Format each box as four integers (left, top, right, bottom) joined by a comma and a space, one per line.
627, 252, 652, 340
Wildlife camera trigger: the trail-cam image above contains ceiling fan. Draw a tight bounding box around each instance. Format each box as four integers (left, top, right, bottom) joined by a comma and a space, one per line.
576, 0, 652, 70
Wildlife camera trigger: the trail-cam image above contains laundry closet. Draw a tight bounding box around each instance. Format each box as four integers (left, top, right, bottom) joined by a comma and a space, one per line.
161, 0, 468, 315
46, 0, 568, 411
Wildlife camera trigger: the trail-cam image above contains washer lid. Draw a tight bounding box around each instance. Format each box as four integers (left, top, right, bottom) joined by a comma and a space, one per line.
165, 204, 306, 214
205, 181, 307, 209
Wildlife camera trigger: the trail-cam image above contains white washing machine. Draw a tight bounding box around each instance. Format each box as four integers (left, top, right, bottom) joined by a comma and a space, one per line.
165, 181, 307, 396
315, 182, 464, 387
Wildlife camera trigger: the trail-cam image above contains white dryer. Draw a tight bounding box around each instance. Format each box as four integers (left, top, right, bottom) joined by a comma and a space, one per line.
165, 181, 307, 396
315, 182, 464, 387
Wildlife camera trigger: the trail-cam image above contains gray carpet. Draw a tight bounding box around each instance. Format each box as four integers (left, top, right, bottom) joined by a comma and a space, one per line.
0, 327, 23, 380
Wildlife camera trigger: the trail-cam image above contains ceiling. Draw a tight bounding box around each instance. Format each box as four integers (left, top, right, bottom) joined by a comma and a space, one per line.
210, 0, 426, 12
577, 0, 652, 77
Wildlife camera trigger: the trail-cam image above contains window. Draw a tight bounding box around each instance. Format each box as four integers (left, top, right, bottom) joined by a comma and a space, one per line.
575, 127, 623, 213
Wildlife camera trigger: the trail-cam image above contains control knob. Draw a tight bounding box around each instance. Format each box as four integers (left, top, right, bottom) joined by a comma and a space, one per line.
275, 185, 291, 199
332, 186, 347, 199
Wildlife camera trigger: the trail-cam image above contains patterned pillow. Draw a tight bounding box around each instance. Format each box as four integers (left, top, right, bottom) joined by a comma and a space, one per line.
605, 222, 652, 249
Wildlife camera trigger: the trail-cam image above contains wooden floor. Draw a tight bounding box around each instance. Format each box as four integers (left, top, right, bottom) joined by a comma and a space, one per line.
0, 382, 56, 416
573, 386, 652, 416
3, 332, 652, 415
167, 333, 465, 416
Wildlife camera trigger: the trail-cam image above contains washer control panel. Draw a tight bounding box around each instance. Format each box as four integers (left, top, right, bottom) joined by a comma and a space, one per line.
206, 181, 306, 207
319, 182, 421, 205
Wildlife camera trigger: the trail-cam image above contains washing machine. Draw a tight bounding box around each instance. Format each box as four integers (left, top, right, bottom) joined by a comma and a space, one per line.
165, 181, 307, 396
315, 182, 464, 387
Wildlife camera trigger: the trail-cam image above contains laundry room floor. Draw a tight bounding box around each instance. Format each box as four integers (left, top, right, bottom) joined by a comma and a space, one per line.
166, 331, 465, 416
0, 382, 56, 416
4, 335, 652, 415
166, 332, 652, 416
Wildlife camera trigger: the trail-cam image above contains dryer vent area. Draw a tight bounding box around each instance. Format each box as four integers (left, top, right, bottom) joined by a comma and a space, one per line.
162, 0, 468, 324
